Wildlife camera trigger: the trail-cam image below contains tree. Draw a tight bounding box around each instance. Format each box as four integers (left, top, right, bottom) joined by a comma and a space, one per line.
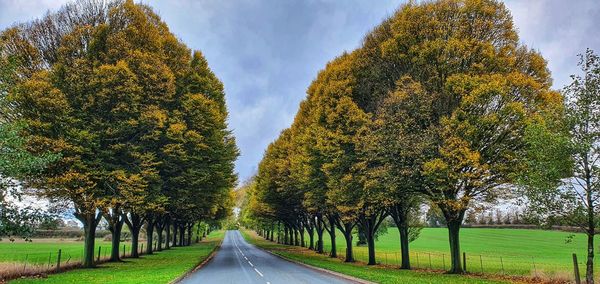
363, 77, 431, 269
2, 0, 237, 266
369, 1, 562, 273
520, 49, 599, 283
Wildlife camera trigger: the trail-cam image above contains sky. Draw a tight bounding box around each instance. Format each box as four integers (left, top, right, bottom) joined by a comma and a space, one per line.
1, 0, 599, 184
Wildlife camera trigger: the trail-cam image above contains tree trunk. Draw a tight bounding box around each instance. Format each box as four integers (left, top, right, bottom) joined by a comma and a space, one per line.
172, 223, 178, 247
130, 225, 140, 257
196, 222, 201, 243
179, 224, 185, 246
124, 212, 144, 258
146, 217, 155, 255
187, 223, 193, 245
284, 225, 289, 245
447, 220, 463, 273
110, 221, 123, 261
103, 208, 124, 262
586, 177, 595, 284
398, 223, 410, 269
390, 206, 411, 269
367, 232, 376, 265
75, 211, 102, 268
327, 217, 337, 258
294, 228, 299, 246
359, 210, 387, 265
316, 216, 324, 253
156, 222, 164, 251
337, 221, 355, 262
344, 230, 354, 262
307, 225, 315, 250
299, 226, 305, 247
165, 219, 171, 249
586, 232, 595, 284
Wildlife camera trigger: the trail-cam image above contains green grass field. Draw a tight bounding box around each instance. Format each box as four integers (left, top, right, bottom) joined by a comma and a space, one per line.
0, 239, 136, 265
242, 230, 510, 284
274, 227, 589, 279
10, 230, 224, 284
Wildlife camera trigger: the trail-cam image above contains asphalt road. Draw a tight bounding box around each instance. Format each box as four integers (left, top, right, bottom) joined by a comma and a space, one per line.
180, 230, 355, 284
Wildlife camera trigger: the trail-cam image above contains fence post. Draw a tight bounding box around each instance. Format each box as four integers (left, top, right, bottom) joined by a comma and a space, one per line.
416, 253, 420, 268
56, 249, 62, 272
500, 257, 504, 274
97, 246, 101, 262
463, 252, 467, 273
48, 252, 52, 269
479, 255, 483, 273
23, 254, 28, 272
573, 253, 581, 284
429, 253, 432, 269
532, 257, 537, 277
442, 254, 446, 270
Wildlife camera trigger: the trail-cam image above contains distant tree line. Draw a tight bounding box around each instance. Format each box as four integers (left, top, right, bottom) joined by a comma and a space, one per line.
0, 0, 237, 268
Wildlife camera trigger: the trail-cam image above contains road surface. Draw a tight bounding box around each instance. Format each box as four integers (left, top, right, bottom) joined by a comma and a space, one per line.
181, 230, 355, 284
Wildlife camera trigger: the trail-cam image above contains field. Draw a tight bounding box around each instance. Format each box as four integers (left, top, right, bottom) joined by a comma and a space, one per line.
286, 228, 590, 280
1, 238, 135, 265
242, 230, 510, 284
5, 230, 223, 283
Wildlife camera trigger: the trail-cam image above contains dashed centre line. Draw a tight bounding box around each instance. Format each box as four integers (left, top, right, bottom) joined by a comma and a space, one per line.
254, 268, 264, 277
233, 235, 266, 280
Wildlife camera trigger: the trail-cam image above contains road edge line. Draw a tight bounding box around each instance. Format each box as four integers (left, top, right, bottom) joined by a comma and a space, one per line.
171, 237, 224, 284
258, 246, 376, 284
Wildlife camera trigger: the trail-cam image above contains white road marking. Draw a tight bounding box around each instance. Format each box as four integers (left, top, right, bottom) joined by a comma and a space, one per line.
254, 268, 264, 277
248, 261, 254, 267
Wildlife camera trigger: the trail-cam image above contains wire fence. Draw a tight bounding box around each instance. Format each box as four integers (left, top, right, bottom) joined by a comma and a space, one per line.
265, 237, 589, 282
0, 242, 150, 280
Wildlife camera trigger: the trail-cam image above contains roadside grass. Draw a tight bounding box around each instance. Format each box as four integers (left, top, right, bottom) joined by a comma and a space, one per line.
9, 231, 224, 284
241, 230, 513, 284
287, 227, 587, 279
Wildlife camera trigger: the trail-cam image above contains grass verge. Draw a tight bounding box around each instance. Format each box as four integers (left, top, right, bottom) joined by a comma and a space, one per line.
9, 231, 224, 284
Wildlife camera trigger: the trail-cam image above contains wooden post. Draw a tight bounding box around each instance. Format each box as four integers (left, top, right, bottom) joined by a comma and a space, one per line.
463, 252, 467, 273
48, 252, 52, 269
416, 253, 420, 268
573, 253, 581, 284
500, 257, 504, 274
23, 254, 28, 272
429, 253, 432, 269
56, 249, 62, 272
442, 254, 446, 270
97, 246, 101, 262
479, 255, 483, 273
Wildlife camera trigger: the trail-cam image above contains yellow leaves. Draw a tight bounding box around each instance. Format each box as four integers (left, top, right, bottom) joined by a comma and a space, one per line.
140, 106, 167, 128
167, 122, 186, 138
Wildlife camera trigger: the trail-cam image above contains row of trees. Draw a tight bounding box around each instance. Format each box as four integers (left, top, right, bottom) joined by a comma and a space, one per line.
0, 0, 237, 268
241, 0, 569, 276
